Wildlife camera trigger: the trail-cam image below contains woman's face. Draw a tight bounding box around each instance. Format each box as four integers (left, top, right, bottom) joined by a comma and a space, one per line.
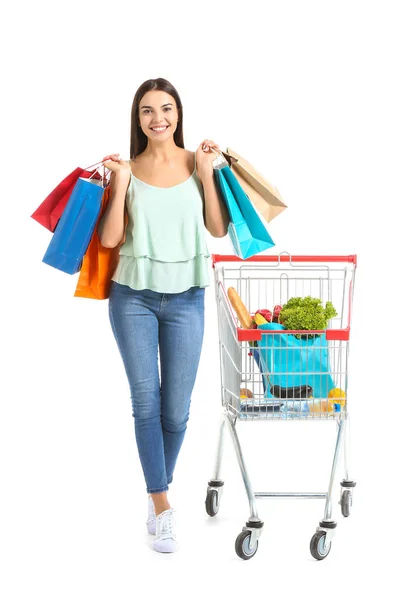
138, 90, 179, 141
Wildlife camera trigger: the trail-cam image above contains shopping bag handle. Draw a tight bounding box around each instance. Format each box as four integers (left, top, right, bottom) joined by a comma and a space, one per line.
86, 162, 110, 186
85, 160, 106, 170
210, 147, 239, 166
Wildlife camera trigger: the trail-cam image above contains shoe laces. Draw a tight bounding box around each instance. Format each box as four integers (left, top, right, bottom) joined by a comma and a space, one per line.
156, 509, 176, 540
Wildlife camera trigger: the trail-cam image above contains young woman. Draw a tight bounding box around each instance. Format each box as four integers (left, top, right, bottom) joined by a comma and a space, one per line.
98, 77, 229, 553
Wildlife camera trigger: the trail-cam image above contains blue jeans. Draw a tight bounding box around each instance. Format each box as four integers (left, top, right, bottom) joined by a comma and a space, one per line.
108, 281, 205, 493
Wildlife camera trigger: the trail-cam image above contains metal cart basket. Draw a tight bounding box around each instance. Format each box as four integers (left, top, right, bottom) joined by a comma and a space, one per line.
206, 253, 357, 560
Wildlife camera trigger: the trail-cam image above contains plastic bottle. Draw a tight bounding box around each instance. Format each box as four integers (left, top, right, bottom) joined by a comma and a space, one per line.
280, 395, 345, 418
280, 400, 310, 418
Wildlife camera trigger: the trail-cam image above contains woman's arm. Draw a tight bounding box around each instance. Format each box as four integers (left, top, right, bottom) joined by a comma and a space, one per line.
98, 169, 130, 248
196, 140, 229, 238
201, 173, 229, 238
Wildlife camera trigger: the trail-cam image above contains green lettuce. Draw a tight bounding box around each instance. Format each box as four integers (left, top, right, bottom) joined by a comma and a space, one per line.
279, 296, 337, 333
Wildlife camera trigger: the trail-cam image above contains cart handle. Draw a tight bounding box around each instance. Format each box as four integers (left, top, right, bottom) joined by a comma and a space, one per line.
212, 254, 357, 266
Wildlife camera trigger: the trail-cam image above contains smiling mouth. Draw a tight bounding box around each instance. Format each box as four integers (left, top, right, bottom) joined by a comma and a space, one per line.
150, 126, 169, 132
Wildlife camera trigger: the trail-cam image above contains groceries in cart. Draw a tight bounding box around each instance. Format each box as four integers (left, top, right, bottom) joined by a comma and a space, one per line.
227, 287, 344, 416
254, 305, 282, 324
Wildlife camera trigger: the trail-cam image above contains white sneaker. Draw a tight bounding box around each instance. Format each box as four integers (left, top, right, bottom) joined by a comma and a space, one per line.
146, 495, 156, 535
153, 508, 178, 553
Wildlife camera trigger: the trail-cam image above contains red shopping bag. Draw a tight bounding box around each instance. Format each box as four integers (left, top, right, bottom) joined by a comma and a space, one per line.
31, 161, 105, 232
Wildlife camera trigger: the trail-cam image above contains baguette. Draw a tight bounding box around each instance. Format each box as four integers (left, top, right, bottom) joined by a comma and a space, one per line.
227, 287, 254, 329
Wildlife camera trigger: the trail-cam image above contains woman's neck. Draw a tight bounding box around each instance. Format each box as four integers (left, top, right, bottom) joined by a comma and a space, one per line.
143, 139, 182, 163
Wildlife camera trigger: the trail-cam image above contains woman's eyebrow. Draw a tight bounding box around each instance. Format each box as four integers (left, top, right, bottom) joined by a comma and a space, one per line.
140, 103, 173, 109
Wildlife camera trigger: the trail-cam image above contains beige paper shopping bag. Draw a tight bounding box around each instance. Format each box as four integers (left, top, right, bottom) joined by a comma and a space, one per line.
220, 147, 287, 223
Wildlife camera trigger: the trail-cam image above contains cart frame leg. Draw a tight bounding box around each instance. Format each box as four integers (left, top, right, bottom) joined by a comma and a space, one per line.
339, 412, 357, 515
323, 417, 345, 522
315, 417, 345, 549
223, 409, 263, 550
208, 417, 225, 488
343, 413, 351, 482
341, 413, 356, 486
223, 409, 262, 524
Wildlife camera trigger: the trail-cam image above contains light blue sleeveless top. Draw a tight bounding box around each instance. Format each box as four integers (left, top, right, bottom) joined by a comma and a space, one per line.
111, 153, 210, 293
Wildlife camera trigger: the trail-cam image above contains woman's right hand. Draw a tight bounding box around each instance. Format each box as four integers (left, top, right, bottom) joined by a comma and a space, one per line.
102, 153, 131, 175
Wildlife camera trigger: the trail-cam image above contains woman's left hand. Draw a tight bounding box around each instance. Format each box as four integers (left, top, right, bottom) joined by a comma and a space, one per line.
196, 139, 220, 184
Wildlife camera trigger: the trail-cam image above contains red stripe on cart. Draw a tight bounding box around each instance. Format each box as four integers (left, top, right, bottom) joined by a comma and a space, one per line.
212, 254, 357, 266
237, 327, 350, 342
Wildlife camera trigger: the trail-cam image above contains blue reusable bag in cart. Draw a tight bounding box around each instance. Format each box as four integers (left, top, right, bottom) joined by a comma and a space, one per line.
213, 164, 275, 259
42, 177, 105, 275
253, 322, 335, 399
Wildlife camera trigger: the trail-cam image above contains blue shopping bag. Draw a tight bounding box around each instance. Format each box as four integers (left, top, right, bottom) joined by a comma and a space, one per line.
42, 177, 105, 275
253, 322, 335, 399
214, 164, 275, 259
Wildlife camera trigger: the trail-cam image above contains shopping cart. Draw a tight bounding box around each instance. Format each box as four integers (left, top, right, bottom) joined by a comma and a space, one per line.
206, 253, 357, 560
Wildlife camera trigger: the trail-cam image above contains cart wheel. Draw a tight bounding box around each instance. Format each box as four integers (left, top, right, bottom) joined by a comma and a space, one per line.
235, 530, 259, 560
310, 531, 332, 560
341, 489, 352, 517
205, 489, 219, 517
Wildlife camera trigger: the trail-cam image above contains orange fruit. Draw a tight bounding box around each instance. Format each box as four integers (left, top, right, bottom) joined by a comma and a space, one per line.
328, 388, 346, 405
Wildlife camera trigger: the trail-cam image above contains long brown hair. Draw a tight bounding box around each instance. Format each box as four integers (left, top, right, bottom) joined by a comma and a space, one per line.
130, 78, 185, 159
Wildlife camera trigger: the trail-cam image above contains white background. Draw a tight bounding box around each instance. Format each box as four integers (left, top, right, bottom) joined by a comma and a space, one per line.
1, 0, 409, 597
